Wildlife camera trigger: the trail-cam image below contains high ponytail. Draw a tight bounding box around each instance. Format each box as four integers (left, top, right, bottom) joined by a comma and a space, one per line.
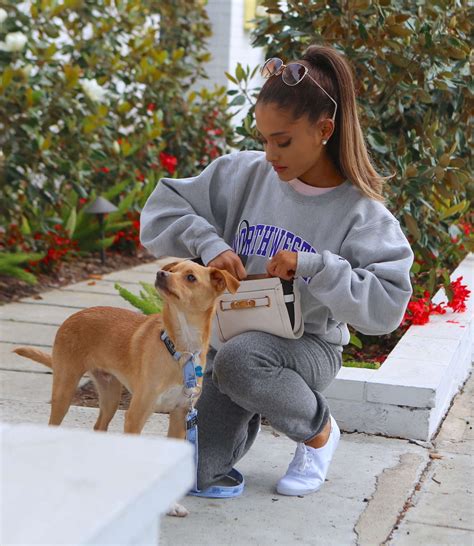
257, 44, 387, 202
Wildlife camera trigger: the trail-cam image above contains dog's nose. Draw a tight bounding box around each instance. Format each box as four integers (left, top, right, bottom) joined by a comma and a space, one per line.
156, 270, 169, 280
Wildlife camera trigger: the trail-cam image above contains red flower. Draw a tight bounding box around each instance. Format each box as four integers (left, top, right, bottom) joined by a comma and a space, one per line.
100, 167, 110, 174
403, 298, 430, 325
147, 103, 156, 112
135, 169, 145, 182
402, 295, 446, 326
159, 152, 178, 175
447, 277, 471, 313
403, 276, 470, 327
459, 222, 472, 236
372, 354, 387, 363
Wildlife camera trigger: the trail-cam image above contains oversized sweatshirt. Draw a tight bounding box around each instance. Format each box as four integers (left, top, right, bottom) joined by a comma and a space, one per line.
140, 151, 414, 346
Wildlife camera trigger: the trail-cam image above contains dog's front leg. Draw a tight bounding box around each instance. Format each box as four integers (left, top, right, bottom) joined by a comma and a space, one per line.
167, 407, 188, 439
167, 407, 190, 518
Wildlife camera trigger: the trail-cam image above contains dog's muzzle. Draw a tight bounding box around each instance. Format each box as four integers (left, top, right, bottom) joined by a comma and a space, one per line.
155, 270, 169, 289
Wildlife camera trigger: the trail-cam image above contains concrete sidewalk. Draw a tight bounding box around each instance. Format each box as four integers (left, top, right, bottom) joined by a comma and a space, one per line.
1, 261, 472, 546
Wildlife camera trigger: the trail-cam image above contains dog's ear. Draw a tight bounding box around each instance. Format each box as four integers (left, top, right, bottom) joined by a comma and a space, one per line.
210, 268, 240, 294
161, 261, 181, 272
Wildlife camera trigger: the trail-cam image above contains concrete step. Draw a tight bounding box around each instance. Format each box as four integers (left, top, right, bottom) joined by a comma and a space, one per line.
0, 398, 169, 436
1, 342, 53, 373
2, 421, 193, 545
100, 269, 159, 284
0, 302, 79, 325
62, 279, 143, 295
1, 320, 57, 346
0, 369, 90, 403
20, 290, 137, 310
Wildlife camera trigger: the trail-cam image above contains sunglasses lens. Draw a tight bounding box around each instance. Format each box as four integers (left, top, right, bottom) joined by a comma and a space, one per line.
261, 58, 283, 78
282, 63, 306, 86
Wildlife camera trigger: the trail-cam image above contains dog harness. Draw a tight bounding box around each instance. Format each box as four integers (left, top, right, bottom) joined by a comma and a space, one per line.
160, 330, 244, 498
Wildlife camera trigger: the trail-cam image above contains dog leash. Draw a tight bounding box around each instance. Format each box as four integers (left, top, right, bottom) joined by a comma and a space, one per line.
160, 330, 244, 498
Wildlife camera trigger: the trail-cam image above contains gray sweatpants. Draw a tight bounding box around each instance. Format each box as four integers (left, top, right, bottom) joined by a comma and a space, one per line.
195, 331, 342, 490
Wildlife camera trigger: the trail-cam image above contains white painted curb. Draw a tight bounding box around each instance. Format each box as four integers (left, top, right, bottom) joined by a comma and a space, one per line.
1, 422, 193, 546
327, 253, 473, 441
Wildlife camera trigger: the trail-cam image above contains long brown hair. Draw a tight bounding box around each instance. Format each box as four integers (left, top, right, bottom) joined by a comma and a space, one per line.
257, 45, 387, 202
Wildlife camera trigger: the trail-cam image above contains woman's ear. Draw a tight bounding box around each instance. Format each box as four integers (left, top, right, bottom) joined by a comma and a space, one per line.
319, 118, 335, 144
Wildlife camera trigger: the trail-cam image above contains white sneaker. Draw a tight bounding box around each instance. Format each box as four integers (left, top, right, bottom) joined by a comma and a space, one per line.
276, 415, 340, 496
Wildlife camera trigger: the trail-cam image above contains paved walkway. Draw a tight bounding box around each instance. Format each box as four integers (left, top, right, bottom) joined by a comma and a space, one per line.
1, 261, 472, 545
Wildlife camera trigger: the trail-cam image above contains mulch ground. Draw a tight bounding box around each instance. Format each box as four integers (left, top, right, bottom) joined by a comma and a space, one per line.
0, 247, 156, 304
72, 379, 132, 411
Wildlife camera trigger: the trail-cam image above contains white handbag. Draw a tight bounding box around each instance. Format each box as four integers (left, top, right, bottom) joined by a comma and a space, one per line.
213, 275, 304, 343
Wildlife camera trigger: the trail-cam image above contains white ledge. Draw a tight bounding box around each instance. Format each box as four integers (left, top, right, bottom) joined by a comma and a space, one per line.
1, 422, 194, 545
326, 253, 473, 441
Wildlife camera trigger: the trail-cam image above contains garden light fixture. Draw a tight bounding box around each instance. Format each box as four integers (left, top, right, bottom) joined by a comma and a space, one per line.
85, 196, 118, 264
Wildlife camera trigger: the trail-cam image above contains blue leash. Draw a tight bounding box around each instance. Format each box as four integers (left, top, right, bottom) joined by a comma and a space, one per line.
160, 331, 244, 498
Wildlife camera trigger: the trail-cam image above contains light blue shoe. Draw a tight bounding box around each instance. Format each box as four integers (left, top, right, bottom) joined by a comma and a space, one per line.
188, 468, 245, 498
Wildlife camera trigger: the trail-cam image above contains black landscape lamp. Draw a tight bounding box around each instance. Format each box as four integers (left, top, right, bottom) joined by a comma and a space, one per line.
85, 196, 118, 264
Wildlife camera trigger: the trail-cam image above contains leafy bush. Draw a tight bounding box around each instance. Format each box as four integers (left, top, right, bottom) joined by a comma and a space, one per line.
0, 0, 233, 231
0, 177, 142, 272
115, 281, 163, 315
0, 251, 44, 284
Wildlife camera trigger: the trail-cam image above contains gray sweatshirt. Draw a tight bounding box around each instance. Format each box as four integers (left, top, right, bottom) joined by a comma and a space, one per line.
140, 150, 414, 345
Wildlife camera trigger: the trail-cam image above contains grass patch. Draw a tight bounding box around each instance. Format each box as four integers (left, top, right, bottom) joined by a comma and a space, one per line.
342, 360, 381, 370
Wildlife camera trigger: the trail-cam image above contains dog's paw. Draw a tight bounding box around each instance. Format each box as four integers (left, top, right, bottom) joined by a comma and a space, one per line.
167, 502, 189, 518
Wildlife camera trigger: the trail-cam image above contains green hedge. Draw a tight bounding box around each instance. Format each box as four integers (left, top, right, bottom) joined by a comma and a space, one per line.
0, 0, 233, 232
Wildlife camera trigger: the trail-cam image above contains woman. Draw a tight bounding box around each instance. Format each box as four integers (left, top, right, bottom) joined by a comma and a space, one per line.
140, 44, 413, 496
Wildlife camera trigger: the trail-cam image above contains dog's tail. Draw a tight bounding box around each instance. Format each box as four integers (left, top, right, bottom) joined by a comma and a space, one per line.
13, 347, 53, 369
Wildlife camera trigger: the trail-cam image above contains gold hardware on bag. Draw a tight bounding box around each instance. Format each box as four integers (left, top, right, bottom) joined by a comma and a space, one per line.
231, 299, 256, 309
220, 296, 271, 311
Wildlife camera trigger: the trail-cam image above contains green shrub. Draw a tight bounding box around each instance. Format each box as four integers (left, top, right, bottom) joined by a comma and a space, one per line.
0, 0, 233, 231
0, 251, 44, 284
115, 281, 163, 315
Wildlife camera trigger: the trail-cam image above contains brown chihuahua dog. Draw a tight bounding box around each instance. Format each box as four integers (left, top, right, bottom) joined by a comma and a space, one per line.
14, 260, 239, 438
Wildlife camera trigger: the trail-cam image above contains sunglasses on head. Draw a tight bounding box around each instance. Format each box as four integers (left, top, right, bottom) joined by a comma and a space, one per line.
261, 57, 338, 123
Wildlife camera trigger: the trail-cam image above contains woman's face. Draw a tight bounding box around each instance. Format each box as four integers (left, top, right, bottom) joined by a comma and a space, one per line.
255, 102, 330, 183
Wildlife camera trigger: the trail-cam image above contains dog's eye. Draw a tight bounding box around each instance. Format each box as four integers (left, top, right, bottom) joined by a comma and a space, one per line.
186, 274, 197, 282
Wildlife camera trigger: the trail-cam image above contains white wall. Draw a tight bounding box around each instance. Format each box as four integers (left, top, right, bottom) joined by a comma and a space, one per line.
202, 0, 232, 88
228, 0, 264, 85
203, 0, 265, 125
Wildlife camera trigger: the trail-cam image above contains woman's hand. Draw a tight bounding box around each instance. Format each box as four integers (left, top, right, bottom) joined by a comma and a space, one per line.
266, 250, 297, 280
208, 250, 247, 280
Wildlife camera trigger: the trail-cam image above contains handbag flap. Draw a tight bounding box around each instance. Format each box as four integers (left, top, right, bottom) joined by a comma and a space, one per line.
220, 276, 282, 294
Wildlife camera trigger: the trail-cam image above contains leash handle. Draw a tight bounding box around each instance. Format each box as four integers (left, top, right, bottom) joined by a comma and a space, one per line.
186, 408, 199, 490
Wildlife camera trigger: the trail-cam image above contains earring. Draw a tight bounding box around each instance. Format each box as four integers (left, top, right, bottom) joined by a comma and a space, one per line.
322, 139, 328, 145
